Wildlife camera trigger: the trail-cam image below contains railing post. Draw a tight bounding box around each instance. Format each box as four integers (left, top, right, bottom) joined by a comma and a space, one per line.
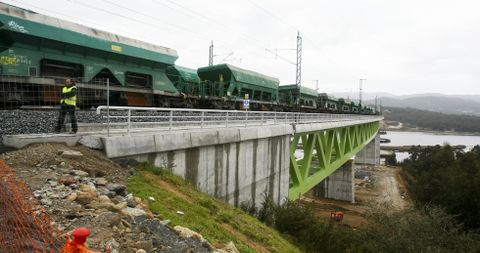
127, 109, 131, 134
245, 112, 248, 127
106, 78, 110, 137
226, 111, 229, 128
261, 113, 264, 125
274, 112, 277, 123
201, 111, 205, 128
169, 111, 173, 131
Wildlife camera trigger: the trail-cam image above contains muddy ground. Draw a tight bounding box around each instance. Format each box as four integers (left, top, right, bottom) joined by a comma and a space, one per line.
301, 165, 410, 228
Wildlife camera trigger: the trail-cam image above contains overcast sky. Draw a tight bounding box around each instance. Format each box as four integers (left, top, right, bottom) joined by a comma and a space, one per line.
3, 0, 480, 95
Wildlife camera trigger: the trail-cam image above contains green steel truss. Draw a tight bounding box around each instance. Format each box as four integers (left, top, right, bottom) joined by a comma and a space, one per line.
289, 121, 380, 200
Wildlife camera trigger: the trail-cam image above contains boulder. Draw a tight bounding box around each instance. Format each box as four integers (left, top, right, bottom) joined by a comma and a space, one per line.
214, 242, 240, 253
79, 135, 104, 149
173, 225, 205, 242
66, 192, 78, 201
75, 192, 95, 205
79, 184, 97, 196
98, 195, 112, 204
95, 177, 108, 186
106, 183, 126, 195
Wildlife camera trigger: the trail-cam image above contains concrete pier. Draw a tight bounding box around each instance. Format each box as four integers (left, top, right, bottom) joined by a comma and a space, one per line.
312, 160, 355, 203
355, 134, 380, 165
103, 125, 292, 207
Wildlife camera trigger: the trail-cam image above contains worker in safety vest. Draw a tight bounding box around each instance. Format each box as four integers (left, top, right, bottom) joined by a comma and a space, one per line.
56, 78, 78, 133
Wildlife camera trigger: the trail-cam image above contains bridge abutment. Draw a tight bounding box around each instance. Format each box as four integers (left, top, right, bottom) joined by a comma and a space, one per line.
103, 126, 292, 207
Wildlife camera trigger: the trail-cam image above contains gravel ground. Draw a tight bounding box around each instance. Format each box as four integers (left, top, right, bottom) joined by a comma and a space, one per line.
0, 109, 259, 137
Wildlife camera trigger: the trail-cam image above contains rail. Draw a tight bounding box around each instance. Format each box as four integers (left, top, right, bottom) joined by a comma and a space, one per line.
96, 106, 383, 134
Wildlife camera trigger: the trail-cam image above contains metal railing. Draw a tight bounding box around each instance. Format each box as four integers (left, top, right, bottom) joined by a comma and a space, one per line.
96, 106, 383, 134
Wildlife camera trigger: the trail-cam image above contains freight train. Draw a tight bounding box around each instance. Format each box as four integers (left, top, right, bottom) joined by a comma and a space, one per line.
0, 3, 376, 115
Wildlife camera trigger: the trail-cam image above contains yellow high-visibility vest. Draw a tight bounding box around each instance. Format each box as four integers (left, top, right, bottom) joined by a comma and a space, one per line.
61, 86, 77, 106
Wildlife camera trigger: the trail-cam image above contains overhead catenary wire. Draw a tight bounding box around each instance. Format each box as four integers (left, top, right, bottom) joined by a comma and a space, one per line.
68, 0, 277, 66
151, 0, 302, 67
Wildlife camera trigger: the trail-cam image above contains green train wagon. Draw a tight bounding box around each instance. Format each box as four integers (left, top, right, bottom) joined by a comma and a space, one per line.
279, 85, 318, 110
0, 2, 180, 107
197, 64, 279, 110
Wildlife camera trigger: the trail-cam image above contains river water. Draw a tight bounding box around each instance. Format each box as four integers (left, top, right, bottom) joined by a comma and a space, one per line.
382, 131, 480, 161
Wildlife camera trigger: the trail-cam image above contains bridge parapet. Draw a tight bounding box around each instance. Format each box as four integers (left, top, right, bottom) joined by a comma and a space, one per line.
95, 106, 380, 134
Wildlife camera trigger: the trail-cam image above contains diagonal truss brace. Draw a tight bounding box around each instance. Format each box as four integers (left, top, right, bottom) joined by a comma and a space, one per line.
289, 121, 380, 200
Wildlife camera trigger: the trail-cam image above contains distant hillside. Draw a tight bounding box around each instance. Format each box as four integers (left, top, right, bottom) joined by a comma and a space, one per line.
383, 107, 480, 133
373, 96, 480, 115
331, 92, 480, 115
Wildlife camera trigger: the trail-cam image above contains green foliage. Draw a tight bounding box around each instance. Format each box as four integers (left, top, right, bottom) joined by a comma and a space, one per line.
384, 106, 480, 132
403, 145, 480, 229
128, 164, 302, 253
259, 199, 480, 253
385, 152, 397, 165
359, 205, 480, 253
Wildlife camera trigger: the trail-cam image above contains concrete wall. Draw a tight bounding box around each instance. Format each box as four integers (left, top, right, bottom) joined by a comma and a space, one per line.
312, 160, 355, 203
354, 134, 380, 165
102, 125, 292, 207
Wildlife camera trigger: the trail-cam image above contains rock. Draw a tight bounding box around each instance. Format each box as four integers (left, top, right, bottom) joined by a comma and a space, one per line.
79, 184, 97, 196
60, 150, 83, 159
114, 202, 128, 211
98, 195, 112, 204
94, 212, 121, 227
106, 191, 117, 198
121, 219, 132, 228
134, 240, 153, 253
135, 197, 142, 203
126, 194, 136, 208
136, 249, 146, 253
33, 190, 42, 198
148, 196, 155, 202
70, 184, 79, 190
95, 177, 108, 186
40, 198, 53, 206
160, 219, 171, 226
71, 170, 89, 177
121, 207, 147, 223
86, 202, 117, 212
79, 135, 104, 149
173, 225, 205, 242
66, 192, 78, 201
215, 242, 240, 253
106, 183, 126, 195
47, 180, 58, 187
75, 192, 94, 205
113, 196, 126, 204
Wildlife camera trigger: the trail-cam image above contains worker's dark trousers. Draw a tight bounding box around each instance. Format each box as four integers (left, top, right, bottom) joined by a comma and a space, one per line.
56, 104, 77, 132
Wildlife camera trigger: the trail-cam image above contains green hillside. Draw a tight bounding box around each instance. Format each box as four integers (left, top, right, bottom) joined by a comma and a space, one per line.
128, 163, 301, 253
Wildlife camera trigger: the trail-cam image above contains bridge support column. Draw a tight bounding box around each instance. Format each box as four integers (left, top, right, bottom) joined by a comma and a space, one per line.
354, 134, 380, 165
312, 160, 355, 203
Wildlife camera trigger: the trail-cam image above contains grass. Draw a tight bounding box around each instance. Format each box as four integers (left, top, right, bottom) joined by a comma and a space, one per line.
127, 163, 302, 253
